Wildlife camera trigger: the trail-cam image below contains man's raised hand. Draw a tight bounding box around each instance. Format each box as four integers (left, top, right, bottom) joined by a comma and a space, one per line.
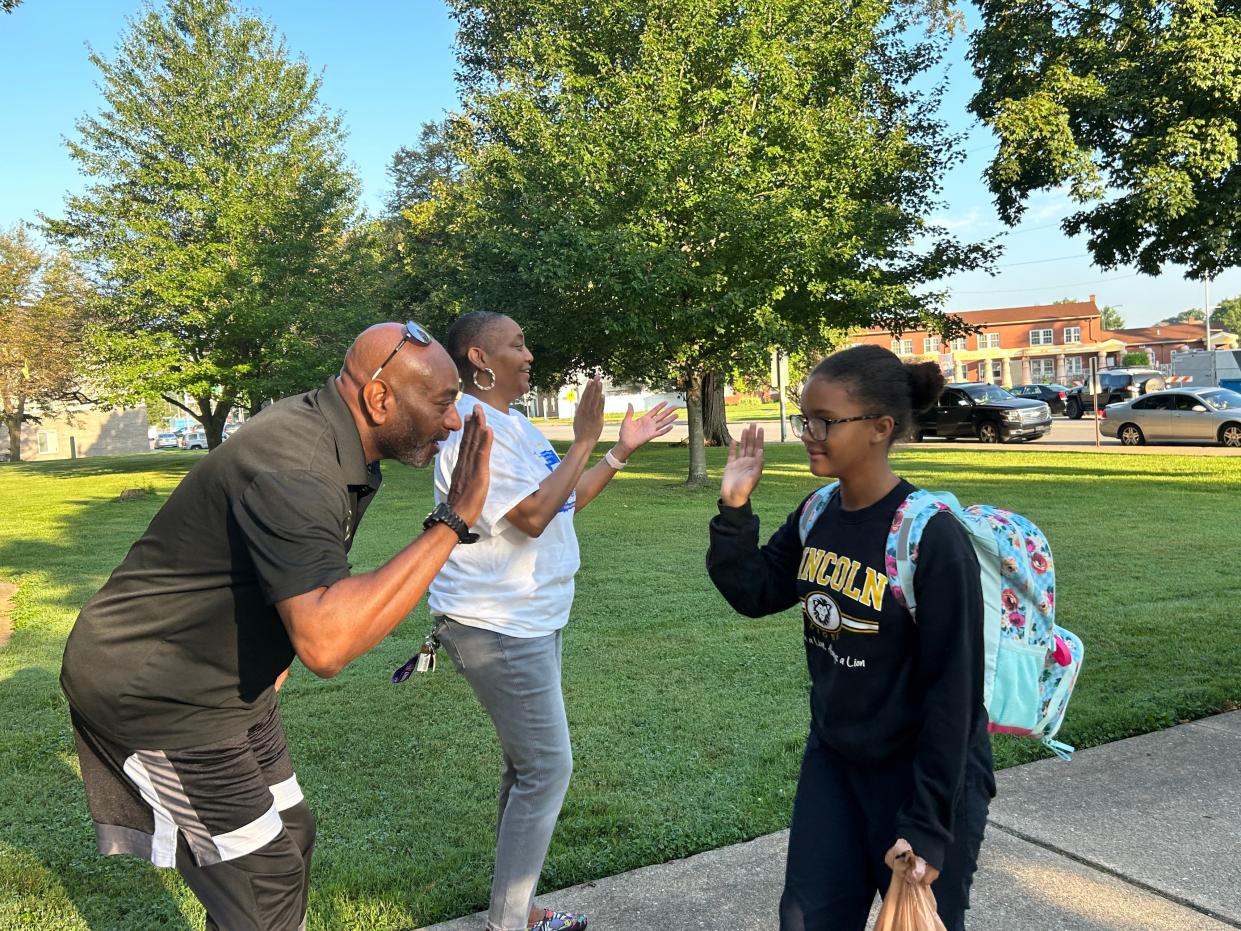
447, 406, 493, 526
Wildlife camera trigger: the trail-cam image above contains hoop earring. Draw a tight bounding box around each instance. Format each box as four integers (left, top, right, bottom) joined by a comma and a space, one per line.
473, 367, 497, 391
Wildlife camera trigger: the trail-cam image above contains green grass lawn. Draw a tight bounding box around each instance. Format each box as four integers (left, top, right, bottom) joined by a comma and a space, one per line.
0, 445, 1237, 930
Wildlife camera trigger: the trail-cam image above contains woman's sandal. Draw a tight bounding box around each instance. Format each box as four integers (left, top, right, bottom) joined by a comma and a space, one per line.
527, 908, 588, 931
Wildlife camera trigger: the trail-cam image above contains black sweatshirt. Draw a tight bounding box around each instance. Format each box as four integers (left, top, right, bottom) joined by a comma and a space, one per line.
707, 479, 992, 870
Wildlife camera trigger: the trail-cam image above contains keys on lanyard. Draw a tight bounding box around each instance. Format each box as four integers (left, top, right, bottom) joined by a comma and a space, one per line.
391, 631, 440, 684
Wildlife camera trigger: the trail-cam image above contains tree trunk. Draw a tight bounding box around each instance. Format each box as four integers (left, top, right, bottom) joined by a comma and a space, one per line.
197, 394, 233, 450
4, 406, 22, 462
701, 370, 732, 447
684, 368, 708, 485
542, 391, 559, 419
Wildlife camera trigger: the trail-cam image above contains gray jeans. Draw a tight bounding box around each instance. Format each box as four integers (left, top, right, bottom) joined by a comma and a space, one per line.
437, 618, 574, 931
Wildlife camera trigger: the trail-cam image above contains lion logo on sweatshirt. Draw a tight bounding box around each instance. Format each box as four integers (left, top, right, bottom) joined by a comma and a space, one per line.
805, 592, 842, 634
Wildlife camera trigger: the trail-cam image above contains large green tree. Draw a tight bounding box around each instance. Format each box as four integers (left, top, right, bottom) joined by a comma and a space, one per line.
376, 120, 464, 326
386, 121, 462, 219
970, 0, 1241, 279
1214, 295, 1241, 335
45, 0, 368, 447
407, 0, 991, 482
1161, 308, 1205, 324
0, 227, 91, 462
1055, 296, 1123, 329
1100, 304, 1125, 330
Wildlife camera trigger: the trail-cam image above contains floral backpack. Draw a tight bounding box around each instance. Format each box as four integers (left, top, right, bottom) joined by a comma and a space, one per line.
798, 483, 1083, 760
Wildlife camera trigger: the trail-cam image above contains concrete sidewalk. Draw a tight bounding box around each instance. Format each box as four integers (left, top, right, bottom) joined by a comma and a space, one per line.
420, 711, 1241, 930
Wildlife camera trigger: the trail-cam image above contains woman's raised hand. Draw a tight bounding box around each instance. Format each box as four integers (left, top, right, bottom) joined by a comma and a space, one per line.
573, 374, 606, 446
720, 423, 764, 507
616, 401, 679, 456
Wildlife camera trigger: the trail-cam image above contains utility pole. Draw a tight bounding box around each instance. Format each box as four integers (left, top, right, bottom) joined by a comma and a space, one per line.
775, 348, 787, 443
1090, 356, 1100, 448
1205, 277, 1217, 386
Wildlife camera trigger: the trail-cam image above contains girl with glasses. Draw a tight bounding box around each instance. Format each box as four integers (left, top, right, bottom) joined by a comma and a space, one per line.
706, 344, 995, 931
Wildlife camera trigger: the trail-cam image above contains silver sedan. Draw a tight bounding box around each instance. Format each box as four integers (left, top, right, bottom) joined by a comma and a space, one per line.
1100, 387, 1241, 447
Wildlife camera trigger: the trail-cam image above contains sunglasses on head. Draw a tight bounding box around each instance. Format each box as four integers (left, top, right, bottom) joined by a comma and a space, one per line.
788, 413, 881, 441
370, 321, 433, 381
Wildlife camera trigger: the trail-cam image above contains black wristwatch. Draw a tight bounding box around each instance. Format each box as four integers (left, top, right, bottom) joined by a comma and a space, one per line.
423, 502, 479, 544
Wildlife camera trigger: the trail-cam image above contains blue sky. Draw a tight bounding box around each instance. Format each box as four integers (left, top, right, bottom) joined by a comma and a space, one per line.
2, 0, 1236, 328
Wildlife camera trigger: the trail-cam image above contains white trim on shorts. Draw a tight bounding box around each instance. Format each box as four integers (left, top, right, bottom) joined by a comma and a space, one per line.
123, 751, 289, 866
121, 755, 180, 868
269, 774, 304, 812
211, 802, 284, 861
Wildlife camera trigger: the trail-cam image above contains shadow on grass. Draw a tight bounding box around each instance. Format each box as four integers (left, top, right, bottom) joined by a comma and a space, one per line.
1, 452, 201, 481
2, 444, 1238, 928
0, 663, 195, 931
0, 470, 201, 929
0, 496, 169, 616
892, 457, 1219, 481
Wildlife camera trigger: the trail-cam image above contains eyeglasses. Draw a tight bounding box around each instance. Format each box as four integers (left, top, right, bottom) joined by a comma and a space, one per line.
370, 321, 433, 381
789, 413, 881, 441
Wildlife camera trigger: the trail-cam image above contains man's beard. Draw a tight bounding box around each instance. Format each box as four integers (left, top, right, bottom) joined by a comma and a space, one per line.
401, 440, 438, 469
378, 416, 440, 468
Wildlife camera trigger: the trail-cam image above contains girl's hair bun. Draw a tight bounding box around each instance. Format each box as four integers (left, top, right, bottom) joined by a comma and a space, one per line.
905, 361, 946, 413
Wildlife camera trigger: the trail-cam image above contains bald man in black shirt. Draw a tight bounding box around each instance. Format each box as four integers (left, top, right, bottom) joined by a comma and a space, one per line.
61, 322, 492, 931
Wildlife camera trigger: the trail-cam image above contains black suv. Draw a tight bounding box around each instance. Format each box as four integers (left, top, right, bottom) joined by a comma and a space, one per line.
915, 383, 1053, 443
1011, 383, 1072, 416
1065, 368, 1165, 419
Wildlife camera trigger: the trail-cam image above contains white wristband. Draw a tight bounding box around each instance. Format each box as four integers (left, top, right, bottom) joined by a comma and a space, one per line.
604, 449, 628, 470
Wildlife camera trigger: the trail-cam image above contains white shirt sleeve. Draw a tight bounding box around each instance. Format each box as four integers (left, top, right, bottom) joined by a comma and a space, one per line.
436, 409, 541, 537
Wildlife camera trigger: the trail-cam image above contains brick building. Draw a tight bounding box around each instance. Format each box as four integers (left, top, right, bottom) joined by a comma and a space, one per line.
1110, 322, 1237, 367
854, 297, 1127, 387
0, 403, 150, 461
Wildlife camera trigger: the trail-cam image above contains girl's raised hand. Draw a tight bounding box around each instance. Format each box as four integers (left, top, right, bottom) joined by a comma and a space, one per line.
720, 423, 764, 507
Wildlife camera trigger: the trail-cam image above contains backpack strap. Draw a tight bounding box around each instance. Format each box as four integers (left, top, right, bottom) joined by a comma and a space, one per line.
802, 484, 967, 625
886, 490, 963, 620
798, 482, 839, 544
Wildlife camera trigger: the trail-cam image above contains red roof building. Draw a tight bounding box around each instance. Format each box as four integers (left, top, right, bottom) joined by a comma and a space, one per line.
852, 296, 1127, 386
1110, 322, 1237, 367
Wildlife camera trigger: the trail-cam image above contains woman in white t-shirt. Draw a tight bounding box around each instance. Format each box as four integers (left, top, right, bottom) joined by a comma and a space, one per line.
427, 311, 676, 931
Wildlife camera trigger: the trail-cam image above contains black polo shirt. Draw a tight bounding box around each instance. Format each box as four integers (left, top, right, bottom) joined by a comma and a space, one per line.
61, 376, 382, 749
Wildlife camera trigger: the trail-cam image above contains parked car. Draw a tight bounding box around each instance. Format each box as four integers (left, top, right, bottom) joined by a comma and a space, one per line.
1011, 383, 1071, 416
915, 383, 1052, 443
1065, 368, 1165, 419
181, 428, 208, 450
154, 432, 180, 450
1100, 387, 1241, 447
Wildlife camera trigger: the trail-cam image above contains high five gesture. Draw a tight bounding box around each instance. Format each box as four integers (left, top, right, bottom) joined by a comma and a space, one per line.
720, 423, 765, 507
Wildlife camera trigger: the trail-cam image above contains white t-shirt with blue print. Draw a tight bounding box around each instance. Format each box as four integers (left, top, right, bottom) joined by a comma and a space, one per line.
427, 395, 580, 637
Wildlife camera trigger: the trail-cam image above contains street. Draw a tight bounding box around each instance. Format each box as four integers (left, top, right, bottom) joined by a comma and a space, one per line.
533, 413, 1241, 456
